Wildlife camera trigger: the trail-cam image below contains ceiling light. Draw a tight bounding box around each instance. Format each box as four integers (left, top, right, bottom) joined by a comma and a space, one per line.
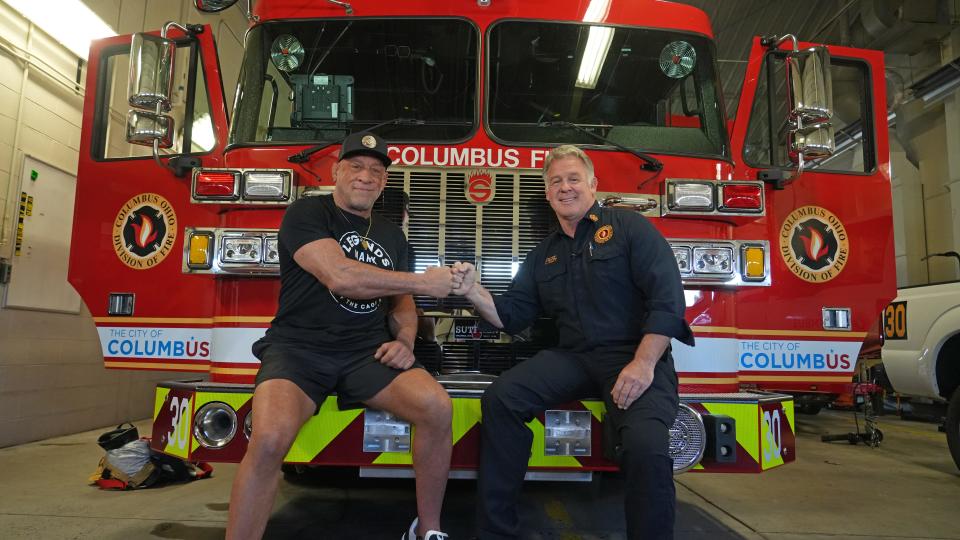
5, 0, 116, 58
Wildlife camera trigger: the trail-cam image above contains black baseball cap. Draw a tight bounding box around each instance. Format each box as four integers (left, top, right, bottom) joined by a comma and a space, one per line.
338, 131, 392, 168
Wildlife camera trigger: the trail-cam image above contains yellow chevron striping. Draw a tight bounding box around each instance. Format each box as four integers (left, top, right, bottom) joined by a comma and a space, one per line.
452, 398, 482, 445
372, 442, 414, 465
526, 418, 583, 468
581, 400, 605, 422
782, 400, 795, 434
285, 398, 363, 462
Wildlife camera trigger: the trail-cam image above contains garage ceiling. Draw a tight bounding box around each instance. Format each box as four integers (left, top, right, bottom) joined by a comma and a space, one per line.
675, 0, 856, 116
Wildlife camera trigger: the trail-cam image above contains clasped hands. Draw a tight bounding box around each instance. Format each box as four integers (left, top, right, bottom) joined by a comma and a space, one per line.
419, 262, 478, 298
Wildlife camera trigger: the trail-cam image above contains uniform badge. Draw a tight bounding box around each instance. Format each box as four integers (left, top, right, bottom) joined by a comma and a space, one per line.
361, 135, 377, 148
545, 255, 558, 265
594, 225, 613, 244
588, 213, 599, 222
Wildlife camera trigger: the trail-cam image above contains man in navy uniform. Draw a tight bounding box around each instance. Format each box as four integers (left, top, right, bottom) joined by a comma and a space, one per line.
453, 145, 693, 540
227, 132, 457, 540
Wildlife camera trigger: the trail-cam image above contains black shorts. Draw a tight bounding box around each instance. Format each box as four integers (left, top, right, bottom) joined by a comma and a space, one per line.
252, 338, 425, 410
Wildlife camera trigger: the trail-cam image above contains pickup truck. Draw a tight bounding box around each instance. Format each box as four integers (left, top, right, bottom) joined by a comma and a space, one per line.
880, 253, 960, 470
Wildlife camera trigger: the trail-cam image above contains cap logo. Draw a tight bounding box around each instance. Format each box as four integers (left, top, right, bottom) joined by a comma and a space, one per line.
361, 135, 377, 149
545, 255, 558, 265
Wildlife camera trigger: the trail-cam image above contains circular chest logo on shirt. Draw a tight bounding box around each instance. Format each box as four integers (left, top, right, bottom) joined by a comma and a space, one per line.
779, 206, 849, 283
465, 170, 495, 205
594, 225, 613, 244
331, 231, 395, 313
112, 193, 177, 270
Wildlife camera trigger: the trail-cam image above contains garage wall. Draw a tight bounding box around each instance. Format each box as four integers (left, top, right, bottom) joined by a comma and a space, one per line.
890, 29, 960, 287
0, 0, 245, 448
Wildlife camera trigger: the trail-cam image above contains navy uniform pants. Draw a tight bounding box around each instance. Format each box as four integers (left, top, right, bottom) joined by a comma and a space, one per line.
477, 347, 679, 540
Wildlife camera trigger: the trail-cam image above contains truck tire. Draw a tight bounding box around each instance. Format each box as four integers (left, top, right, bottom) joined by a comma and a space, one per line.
948, 388, 960, 471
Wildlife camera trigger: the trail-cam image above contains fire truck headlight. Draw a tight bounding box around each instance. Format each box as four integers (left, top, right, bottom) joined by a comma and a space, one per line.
672, 246, 692, 275
193, 402, 238, 449
667, 181, 714, 211
222, 237, 262, 264
670, 403, 706, 473
187, 231, 214, 269
742, 245, 766, 280
243, 171, 291, 201
692, 247, 734, 275
263, 237, 280, 264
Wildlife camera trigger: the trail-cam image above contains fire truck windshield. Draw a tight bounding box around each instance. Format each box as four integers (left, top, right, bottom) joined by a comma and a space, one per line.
230, 19, 478, 145
487, 22, 727, 159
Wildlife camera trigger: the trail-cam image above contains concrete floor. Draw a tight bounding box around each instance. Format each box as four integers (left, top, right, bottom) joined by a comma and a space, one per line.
0, 410, 957, 539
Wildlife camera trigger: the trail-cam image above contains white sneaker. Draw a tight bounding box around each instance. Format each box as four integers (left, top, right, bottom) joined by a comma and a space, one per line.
402, 517, 449, 540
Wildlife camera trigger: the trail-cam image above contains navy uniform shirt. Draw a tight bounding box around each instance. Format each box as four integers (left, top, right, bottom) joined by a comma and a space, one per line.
492, 201, 693, 352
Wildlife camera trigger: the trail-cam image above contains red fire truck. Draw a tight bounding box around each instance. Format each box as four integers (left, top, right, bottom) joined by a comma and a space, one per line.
69, 0, 895, 476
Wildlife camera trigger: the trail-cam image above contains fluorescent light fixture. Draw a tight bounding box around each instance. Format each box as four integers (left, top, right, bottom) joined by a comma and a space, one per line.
576, 26, 614, 90
5, 0, 116, 58
582, 0, 611, 22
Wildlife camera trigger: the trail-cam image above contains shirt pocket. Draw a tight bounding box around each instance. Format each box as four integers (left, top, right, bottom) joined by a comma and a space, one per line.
588, 244, 629, 288
534, 259, 568, 315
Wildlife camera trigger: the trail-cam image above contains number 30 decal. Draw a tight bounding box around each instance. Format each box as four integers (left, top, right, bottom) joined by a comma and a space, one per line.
168, 397, 191, 450
883, 301, 907, 340
763, 409, 782, 462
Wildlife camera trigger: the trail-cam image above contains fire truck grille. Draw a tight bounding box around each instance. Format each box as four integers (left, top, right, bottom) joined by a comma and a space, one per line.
413, 341, 544, 375
375, 166, 556, 309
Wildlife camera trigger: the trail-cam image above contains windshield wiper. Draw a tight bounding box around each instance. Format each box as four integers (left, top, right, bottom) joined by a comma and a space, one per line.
538, 120, 663, 172
287, 118, 426, 163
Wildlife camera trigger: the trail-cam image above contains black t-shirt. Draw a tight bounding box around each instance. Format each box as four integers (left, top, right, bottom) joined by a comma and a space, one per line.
265, 194, 409, 350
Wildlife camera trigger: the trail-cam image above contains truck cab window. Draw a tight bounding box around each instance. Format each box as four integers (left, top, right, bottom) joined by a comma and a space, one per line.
231, 19, 478, 145
744, 55, 876, 173
487, 22, 727, 159
92, 40, 214, 160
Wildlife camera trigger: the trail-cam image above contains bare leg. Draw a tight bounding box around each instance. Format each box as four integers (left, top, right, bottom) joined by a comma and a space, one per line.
366, 368, 453, 535
226, 379, 315, 540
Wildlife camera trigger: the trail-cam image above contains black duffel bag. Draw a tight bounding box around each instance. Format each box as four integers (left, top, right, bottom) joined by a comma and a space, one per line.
97, 423, 139, 451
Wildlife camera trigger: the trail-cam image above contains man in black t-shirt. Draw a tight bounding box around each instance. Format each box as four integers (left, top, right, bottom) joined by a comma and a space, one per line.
226, 132, 458, 540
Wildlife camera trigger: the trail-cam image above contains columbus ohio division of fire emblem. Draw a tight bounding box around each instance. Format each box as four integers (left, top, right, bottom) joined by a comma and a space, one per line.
112, 193, 178, 270
779, 205, 849, 283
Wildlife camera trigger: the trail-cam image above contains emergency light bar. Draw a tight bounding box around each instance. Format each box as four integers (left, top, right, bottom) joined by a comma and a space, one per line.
183, 228, 280, 275
664, 180, 764, 216
669, 239, 770, 287
192, 168, 294, 204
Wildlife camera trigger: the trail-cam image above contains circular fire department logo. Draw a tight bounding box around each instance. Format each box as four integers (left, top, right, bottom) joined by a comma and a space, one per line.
779, 205, 849, 283
112, 193, 178, 270
594, 225, 613, 244
465, 170, 495, 205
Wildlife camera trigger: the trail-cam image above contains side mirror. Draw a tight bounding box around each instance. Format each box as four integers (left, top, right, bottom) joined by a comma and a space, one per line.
194, 0, 239, 12
126, 110, 174, 148
780, 43, 835, 170
128, 33, 175, 112
789, 122, 835, 162
786, 46, 833, 123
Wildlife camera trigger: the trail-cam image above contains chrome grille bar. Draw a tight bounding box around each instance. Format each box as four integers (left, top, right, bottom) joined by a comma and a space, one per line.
381, 166, 554, 308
